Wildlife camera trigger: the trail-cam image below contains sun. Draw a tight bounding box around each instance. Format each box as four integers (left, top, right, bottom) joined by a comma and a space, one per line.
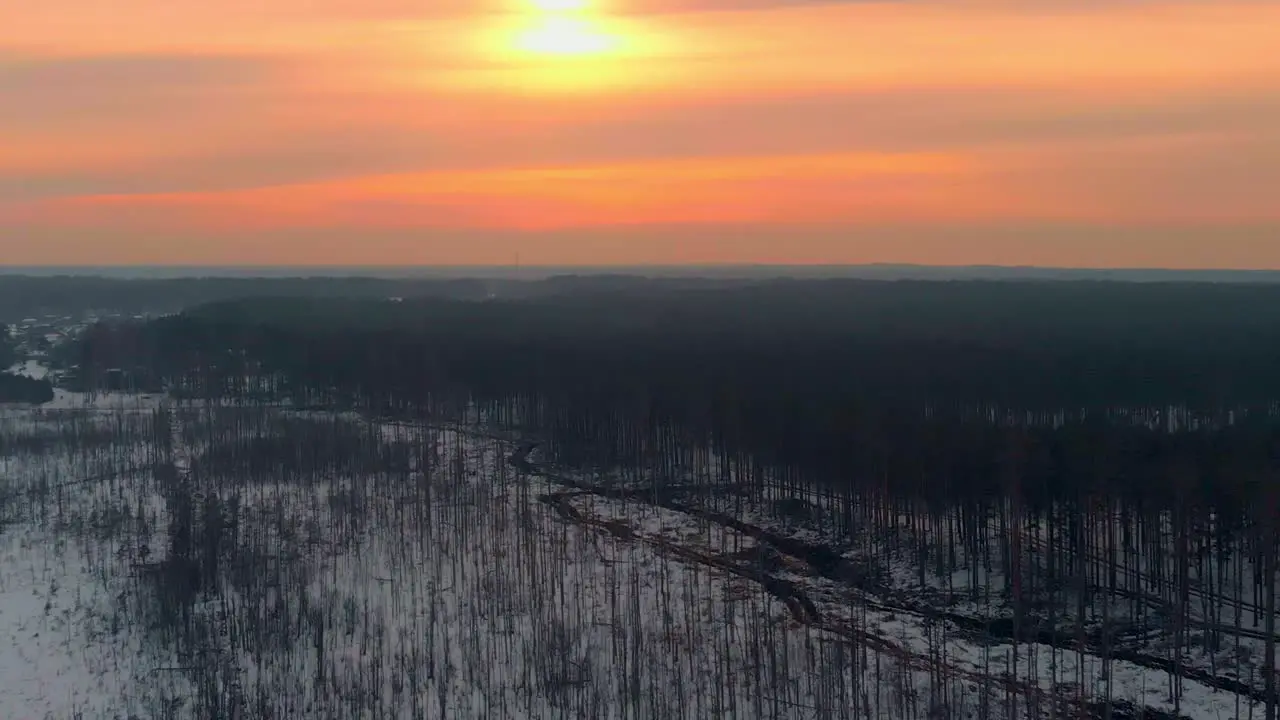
514, 16, 618, 57
510, 0, 619, 59
460, 0, 651, 92
528, 0, 592, 11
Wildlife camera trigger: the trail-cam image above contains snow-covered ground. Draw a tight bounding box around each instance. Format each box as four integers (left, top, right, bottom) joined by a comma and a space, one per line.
679, 482, 1279, 703
557, 493, 1262, 719
6, 359, 49, 380
0, 403, 189, 718
0, 398, 1269, 718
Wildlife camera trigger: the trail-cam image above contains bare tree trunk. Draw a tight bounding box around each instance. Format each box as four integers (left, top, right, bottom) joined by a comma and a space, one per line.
1265, 501, 1277, 720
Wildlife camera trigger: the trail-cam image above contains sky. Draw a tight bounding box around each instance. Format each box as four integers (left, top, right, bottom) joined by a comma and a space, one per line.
1, 0, 1278, 267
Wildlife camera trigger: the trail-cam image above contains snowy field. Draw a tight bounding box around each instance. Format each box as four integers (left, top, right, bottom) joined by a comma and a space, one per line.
6, 360, 49, 380
0, 394, 1270, 718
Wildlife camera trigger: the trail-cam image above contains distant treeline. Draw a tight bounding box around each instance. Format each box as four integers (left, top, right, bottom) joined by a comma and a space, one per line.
0, 275, 485, 322
0, 323, 14, 368
0, 273, 772, 322
73, 279, 1280, 512
0, 372, 54, 404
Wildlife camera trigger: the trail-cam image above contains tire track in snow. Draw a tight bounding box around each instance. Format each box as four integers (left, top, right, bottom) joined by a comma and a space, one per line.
509, 442, 1206, 720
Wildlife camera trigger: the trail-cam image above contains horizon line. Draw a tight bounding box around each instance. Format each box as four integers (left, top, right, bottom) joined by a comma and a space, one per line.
5, 263, 1280, 273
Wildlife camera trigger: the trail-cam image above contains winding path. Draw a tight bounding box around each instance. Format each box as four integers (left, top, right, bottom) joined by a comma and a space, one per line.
505, 441, 1207, 720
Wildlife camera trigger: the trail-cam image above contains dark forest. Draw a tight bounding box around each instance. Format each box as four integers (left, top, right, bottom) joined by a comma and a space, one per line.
14, 275, 1280, 718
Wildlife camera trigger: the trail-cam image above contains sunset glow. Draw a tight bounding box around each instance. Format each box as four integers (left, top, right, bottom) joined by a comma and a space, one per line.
1, 0, 1278, 266
513, 16, 618, 57
528, 0, 593, 12
509, 0, 620, 58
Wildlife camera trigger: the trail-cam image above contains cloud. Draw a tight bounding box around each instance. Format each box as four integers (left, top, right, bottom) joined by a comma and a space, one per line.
7, 128, 1278, 244
4, 80, 1276, 204
0, 53, 266, 88
0, 53, 284, 133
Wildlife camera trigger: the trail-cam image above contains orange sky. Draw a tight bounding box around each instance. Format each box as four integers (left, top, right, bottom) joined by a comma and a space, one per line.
2, 0, 1278, 267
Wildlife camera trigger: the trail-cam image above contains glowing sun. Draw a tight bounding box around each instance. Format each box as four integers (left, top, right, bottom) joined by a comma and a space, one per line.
514, 16, 617, 56
529, 0, 592, 11
511, 0, 620, 58
459, 0, 662, 92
